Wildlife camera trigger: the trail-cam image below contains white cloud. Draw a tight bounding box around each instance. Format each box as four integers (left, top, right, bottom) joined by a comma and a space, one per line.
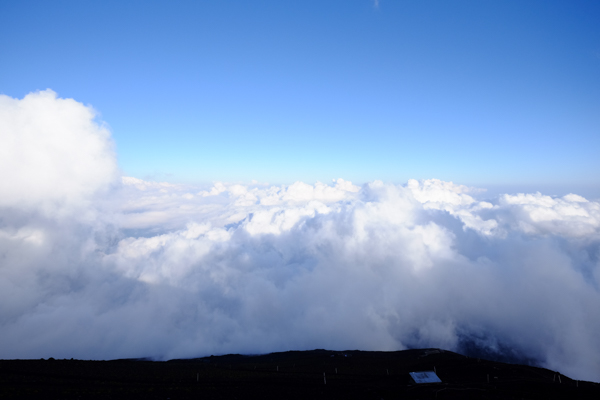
1, 91, 600, 381
0, 90, 119, 220
499, 192, 600, 236
407, 179, 498, 235
108, 177, 600, 379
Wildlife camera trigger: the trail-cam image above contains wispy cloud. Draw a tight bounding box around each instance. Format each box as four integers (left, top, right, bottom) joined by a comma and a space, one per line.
1, 91, 600, 381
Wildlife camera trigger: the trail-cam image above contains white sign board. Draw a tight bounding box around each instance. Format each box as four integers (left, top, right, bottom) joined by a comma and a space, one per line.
409, 371, 441, 383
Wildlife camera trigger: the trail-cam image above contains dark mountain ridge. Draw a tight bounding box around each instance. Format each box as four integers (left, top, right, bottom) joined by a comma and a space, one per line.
1, 348, 598, 399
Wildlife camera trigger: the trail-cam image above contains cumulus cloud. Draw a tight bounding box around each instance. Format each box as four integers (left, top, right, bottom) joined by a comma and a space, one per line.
0, 90, 119, 219
498, 192, 600, 237
1, 91, 600, 381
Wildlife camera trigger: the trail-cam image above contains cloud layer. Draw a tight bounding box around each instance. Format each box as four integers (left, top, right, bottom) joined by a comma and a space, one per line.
1, 91, 599, 381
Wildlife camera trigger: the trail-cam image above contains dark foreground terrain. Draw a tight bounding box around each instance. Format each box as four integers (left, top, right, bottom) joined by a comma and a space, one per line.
1, 348, 598, 399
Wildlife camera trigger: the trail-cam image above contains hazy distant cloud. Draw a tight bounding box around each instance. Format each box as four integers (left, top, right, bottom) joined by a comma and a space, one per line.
1, 91, 600, 381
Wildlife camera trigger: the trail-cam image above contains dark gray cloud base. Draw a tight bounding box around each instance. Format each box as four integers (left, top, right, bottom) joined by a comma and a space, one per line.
1, 91, 599, 381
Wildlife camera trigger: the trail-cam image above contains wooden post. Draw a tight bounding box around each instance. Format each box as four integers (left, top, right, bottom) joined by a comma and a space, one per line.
387, 369, 389, 375
487, 374, 489, 383
335, 368, 337, 374
196, 372, 199, 382
324, 372, 326, 385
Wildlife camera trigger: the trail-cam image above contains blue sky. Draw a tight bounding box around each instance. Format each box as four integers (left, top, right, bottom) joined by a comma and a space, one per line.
1, 0, 599, 193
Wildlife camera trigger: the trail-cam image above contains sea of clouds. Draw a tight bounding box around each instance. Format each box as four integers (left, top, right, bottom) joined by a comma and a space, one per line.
1, 90, 599, 381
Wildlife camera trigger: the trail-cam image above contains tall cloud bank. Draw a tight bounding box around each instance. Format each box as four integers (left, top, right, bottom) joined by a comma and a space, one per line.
1, 91, 600, 381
